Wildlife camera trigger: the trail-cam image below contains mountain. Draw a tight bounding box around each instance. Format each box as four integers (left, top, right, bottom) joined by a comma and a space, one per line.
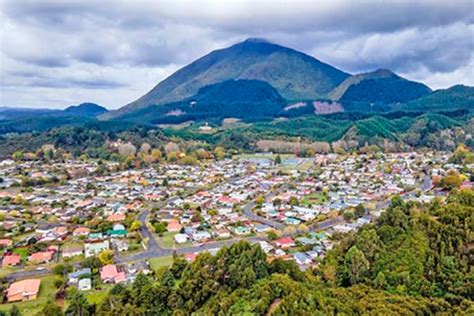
104, 38, 349, 119
0, 107, 59, 120
396, 85, 474, 112
332, 69, 431, 104
329, 69, 398, 100
117, 79, 287, 124
64, 102, 108, 117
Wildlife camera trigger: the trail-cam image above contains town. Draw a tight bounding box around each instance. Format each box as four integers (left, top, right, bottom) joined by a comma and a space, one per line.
0, 149, 470, 312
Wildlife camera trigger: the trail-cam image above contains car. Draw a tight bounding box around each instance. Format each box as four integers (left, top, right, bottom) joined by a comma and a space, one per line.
36, 266, 46, 271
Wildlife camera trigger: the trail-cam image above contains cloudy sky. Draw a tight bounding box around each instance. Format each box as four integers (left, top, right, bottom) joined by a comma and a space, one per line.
1, 0, 473, 109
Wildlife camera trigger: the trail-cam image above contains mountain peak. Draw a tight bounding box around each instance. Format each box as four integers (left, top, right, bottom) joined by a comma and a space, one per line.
65, 102, 108, 117
105, 39, 349, 119
241, 37, 271, 44
372, 68, 396, 77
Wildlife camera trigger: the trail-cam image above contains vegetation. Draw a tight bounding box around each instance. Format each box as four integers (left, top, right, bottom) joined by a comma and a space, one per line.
50, 189, 473, 315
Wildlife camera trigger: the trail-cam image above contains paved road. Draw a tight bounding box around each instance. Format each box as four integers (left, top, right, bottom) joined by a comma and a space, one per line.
242, 201, 286, 231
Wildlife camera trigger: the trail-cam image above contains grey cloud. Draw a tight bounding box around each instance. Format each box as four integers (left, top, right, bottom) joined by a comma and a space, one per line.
0, 0, 473, 108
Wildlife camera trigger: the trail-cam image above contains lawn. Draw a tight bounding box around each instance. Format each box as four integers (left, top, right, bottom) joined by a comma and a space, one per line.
158, 232, 176, 248
12, 247, 29, 261
0, 275, 60, 315
149, 256, 174, 272
86, 284, 114, 305
301, 193, 328, 206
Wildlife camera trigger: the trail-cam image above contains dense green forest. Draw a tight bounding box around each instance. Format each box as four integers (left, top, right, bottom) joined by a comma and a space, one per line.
1, 110, 472, 158
58, 189, 473, 315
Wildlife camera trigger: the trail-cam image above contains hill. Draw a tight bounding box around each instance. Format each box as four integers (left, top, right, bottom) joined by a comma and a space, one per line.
337, 69, 431, 105
116, 79, 287, 124
105, 38, 349, 119
64, 102, 108, 117
397, 85, 474, 112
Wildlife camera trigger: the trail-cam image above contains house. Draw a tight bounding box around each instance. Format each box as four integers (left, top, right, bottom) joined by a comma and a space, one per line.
167, 220, 182, 233
174, 233, 188, 244
274, 237, 295, 249
28, 251, 54, 264
107, 228, 128, 238
254, 224, 271, 233
84, 240, 109, 257
68, 268, 92, 284
184, 253, 197, 262
2, 254, 21, 267
234, 226, 250, 235
62, 246, 83, 259
73, 227, 90, 237
114, 239, 129, 252
107, 213, 126, 222
78, 278, 92, 291
100, 264, 126, 284
191, 231, 211, 242
214, 227, 231, 239
7, 279, 41, 302
293, 252, 312, 265
0, 239, 12, 248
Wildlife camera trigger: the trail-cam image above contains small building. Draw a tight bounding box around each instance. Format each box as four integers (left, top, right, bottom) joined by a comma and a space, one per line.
7, 279, 41, 302
68, 268, 92, 284
174, 233, 188, 244
78, 278, 92, 291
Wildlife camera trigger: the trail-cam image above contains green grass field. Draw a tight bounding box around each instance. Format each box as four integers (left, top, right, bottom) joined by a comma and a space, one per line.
0, 275, 59, 315
149, 256, 174, 272
301, 193, 328, 206
12, 247, 29, 263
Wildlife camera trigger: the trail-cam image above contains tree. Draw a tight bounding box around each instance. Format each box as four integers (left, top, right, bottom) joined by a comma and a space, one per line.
81, 256, 101, 270
289, 196, 299, 206
53, 263, 73, 276
130, 220, 141, 232
343, 211, 355, 221
344, 246, 370, 285
150, 148, 162, 162
12, 151, 23, 161
9, 305, 21, 316
354, 204, 366, 218
274, 154, 282, 165
98, 250, 114, 266
66, 289, 90, 316
154, 222, 167, 235
213, 146, 225, 160
140, 143, 151, 155
440, 170, 465, 190
118, 142, 137, 158
39, 300, 63, 316
267, 230, 278, 240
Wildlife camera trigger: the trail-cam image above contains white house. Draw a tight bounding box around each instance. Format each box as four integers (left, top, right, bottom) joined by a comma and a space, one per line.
174, 233, 188, 244
191, 231, 211, 242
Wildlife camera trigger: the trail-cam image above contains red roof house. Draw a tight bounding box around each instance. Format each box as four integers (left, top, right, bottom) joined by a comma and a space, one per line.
274, 237, 295, 249
2, 254, 21, 267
